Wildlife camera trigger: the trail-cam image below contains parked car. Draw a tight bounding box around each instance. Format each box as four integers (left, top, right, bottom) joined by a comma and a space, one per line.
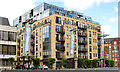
15, 65, 20, 69
38, 65, 48, 70
24, 64, 34, 69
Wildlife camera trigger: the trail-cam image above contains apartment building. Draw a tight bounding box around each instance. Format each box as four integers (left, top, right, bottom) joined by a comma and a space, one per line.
104, 38, 120, 67
0, 17, 17, 69
14, 3, 101, 68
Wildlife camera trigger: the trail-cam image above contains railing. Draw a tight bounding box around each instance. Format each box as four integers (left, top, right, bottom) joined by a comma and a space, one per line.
98, 36, 101, 39
78, 56, 88, 59
56, 29, 65, 34
78, 33, 87, 37
56, 45, 65, 51
78, 48, 87, 52
57, 38, 65, 42
78, 40, 87, 45
56, 53, 65, 59
78, 25, 87, 30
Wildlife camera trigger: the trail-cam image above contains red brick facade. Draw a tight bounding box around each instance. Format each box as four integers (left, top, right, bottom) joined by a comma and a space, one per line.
104, 38, 120, 67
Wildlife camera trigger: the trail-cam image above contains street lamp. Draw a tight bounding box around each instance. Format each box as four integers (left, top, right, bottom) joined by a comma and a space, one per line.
100, 32, 109, 67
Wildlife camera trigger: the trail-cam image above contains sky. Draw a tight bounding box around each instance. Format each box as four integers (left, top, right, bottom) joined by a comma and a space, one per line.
0, 0, 119, 38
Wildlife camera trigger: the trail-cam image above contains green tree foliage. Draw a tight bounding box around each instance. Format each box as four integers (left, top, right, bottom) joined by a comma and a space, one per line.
8, 57, 15, 69
77, 58, 84, 68
33, 58, 40, 69
105, 60, 110, 67
92, 59, 98, 68
48, 58, 55, 69
61, 58, 68, 68
85, 59, 92, 68
110, 60, 114, 67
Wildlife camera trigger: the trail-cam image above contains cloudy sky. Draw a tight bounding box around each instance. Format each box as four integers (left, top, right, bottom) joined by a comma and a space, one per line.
0, 0, 119, 38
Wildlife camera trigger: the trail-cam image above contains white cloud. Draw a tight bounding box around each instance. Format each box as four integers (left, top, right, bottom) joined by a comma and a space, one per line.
115, 6, 118, 12
0, 0, 34, 26
109, 16, 118, 23
63, 0, 119, 11
101, 25, 111, 34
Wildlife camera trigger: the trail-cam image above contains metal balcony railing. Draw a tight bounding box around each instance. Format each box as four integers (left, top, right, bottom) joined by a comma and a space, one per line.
56, 29, 65, 34
56, 45, 65, 51
78, 33, 87, 37
78, 40, 87, 45
78, 25, 87, 30
78, 48, 87, 52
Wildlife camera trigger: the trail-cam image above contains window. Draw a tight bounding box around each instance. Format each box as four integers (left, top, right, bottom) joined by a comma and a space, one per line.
64, 18, 66, 23
66, 26, 68, 31
67, 19, 69, 24
66, 35, 68, 39
36, 37, 38, 43
74, 44, 76, 51
56, 25, 61, 32
67, 52, 69, 56
36, 30, 38, 36
87, 24, 89, 28
89, 46, 92, 52
36, 45, 38, 51
71, 20, 74, 25
109, 46, 111, 48
93, 32, 94, 35
67, 43, 68, 47
95, 32, 96, 35
114, 46, 117, 49
40, 28, 41, 32
55, 16, 61, 24
40, 44, 41, 48
89, 38, 91, 44
114, 41, 117, 45
69, 27, 71, 31
40, 36, 41, 40
89, 31, 91, 37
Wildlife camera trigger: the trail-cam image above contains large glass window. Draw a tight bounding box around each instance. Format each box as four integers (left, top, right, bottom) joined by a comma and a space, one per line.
89, 38, 91, 44
0, 45, 2, 54
56, 25, 61, 32
55, 16, 61, 24
0, 31, 2, 40
3, 31, 8, 41
89, 31, 91, 37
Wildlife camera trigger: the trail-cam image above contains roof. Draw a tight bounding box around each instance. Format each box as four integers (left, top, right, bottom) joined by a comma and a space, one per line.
0, 17, 10, 26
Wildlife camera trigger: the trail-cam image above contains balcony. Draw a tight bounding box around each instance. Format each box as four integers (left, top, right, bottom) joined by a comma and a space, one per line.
56, 29, 65, 34
31, 41, 35, 45
78, 40, 87, 45
78, 48, 87, 52
97, 29, 100, 32
98, 42, 101, 46
17, 39, 20, 42
56, 52, 65, 59
31, 34, 35, 38
57, 38, 65, 43
78, 56, 88, 59
78, 33, 87, 37
78, 26, 87, 30
98, 36, 101, 40
56, 45, 65, 51
30, 48, 34, 53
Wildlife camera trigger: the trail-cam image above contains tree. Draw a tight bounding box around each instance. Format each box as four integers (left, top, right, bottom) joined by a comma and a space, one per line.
48, 58, 55, 69
8, 57, 15, 69
61, 58, 68, 68
110, 60, 114, 67
105, 60, 110, 67
85, 59, 92, 68
33, 58, 40, 69
77, 58, 84, 68
92, 59, 98, 68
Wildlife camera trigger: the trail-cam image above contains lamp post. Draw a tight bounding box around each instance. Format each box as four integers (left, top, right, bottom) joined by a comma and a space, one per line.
100, 32, 109, 67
